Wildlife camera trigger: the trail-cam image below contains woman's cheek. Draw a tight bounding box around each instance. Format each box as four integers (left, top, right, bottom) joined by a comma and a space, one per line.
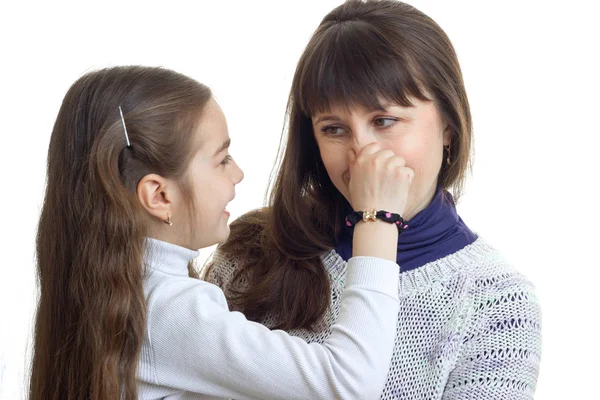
319, 148, 341, 173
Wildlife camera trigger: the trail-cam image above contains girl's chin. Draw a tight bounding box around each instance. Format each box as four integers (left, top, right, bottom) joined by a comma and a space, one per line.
195, 223, 231, 250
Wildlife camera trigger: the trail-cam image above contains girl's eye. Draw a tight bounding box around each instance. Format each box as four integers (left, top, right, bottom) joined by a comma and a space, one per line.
221, 155, 232, 165
321, 125, 346, 136
374, 118, 397, 128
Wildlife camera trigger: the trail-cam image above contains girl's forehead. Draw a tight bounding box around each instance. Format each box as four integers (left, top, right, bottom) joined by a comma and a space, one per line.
192, 105, 231, 155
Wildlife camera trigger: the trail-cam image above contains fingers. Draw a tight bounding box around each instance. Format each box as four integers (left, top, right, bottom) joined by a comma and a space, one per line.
384, 157, 412, 182
350, 143, 409, 183
353, 143, 396, 168
396, 166, 415, 185
356, 142, 381, 158
347, 142, 414, 215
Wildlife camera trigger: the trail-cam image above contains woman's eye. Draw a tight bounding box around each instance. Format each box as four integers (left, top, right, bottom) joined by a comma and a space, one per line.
374, 118, 397, 128
221, 155, 232, 165
321, 125, 345, 135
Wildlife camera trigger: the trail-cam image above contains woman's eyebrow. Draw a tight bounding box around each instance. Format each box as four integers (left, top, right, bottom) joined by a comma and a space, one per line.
314, 115, 342, 124
314, 101, 405, 122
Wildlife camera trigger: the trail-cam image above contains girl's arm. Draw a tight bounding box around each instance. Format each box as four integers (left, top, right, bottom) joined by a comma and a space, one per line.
143, 255, 399, 400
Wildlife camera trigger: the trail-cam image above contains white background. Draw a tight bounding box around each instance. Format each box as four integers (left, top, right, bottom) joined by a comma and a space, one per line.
0, 0, 598, 398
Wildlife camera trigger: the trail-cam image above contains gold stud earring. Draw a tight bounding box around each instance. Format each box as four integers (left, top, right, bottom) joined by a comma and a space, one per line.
164, 213, 173, 226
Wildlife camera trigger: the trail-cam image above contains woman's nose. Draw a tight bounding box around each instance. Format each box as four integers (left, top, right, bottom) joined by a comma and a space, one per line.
349, 129, 377, 158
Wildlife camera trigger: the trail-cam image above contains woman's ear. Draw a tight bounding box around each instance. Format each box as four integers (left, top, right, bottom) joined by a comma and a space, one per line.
137, 174, 174, 222
443, 122, 454, 146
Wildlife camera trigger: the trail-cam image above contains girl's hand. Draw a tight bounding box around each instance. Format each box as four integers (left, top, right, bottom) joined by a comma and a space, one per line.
347, 142, 413, 217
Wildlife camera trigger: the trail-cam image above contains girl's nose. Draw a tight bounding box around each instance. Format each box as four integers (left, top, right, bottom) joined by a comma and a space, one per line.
233, 162, 244, 184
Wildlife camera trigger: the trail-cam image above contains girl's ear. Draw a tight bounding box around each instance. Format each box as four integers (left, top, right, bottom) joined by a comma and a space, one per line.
137, 174, 174, 222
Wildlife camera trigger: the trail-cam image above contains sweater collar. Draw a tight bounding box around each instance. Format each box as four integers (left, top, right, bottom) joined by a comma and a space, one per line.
145, 237, 199, 276
335, 186, 477, 272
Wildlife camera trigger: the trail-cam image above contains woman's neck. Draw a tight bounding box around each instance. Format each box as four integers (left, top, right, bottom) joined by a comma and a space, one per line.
403, 182, 438, 221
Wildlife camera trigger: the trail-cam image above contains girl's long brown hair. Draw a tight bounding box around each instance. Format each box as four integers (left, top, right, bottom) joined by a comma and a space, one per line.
207, 0, 473, 331
30, 66, 211, 400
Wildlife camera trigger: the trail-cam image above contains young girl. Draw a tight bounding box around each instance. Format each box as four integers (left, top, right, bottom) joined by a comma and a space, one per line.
29, 66, 415, 399
207, 1, 542, 399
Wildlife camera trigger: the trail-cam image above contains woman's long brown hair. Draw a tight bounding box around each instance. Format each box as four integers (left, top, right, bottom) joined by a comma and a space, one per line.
207, 0, 473, 331
30, 66, 211, 399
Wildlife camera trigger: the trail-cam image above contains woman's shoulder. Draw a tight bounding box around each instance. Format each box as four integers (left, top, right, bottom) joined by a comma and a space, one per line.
462, 237, 540, 310
454, 237, 537, 291
430, 237, 541, 332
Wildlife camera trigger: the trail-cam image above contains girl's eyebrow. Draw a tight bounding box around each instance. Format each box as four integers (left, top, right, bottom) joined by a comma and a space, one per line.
213, 138, 231, 156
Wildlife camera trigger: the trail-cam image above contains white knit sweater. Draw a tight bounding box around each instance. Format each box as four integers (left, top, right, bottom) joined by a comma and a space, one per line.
208, 238, 542, 399
137, 238, 402, 399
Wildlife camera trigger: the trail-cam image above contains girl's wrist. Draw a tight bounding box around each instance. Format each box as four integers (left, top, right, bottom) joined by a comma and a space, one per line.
345, 210, 409, 234
352, 221, 398, 262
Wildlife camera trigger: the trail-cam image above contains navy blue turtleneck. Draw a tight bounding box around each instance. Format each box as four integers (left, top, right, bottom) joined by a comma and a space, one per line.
335, 187, 477, 272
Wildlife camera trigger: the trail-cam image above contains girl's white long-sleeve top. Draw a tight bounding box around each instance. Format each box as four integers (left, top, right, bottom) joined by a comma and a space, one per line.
137, 238, 401, 400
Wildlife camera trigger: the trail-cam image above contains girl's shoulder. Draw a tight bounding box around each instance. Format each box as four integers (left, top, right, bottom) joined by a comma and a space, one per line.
147, 271, 229, 314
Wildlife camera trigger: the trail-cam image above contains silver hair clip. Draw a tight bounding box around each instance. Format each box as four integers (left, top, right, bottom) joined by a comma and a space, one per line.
118, 105, 131, 147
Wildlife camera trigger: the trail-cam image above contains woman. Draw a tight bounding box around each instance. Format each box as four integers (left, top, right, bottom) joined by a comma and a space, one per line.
206, 1, 541, 399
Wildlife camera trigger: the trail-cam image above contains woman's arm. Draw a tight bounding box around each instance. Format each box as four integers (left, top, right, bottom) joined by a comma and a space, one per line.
146, 255, 399, 400
442, 274, 542, 399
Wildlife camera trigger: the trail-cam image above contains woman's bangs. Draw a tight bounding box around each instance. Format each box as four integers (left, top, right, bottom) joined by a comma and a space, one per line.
295, 21, 429, 117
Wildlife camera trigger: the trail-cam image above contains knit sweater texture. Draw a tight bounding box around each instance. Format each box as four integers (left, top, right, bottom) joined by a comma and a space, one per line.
208, 237, 542, 399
